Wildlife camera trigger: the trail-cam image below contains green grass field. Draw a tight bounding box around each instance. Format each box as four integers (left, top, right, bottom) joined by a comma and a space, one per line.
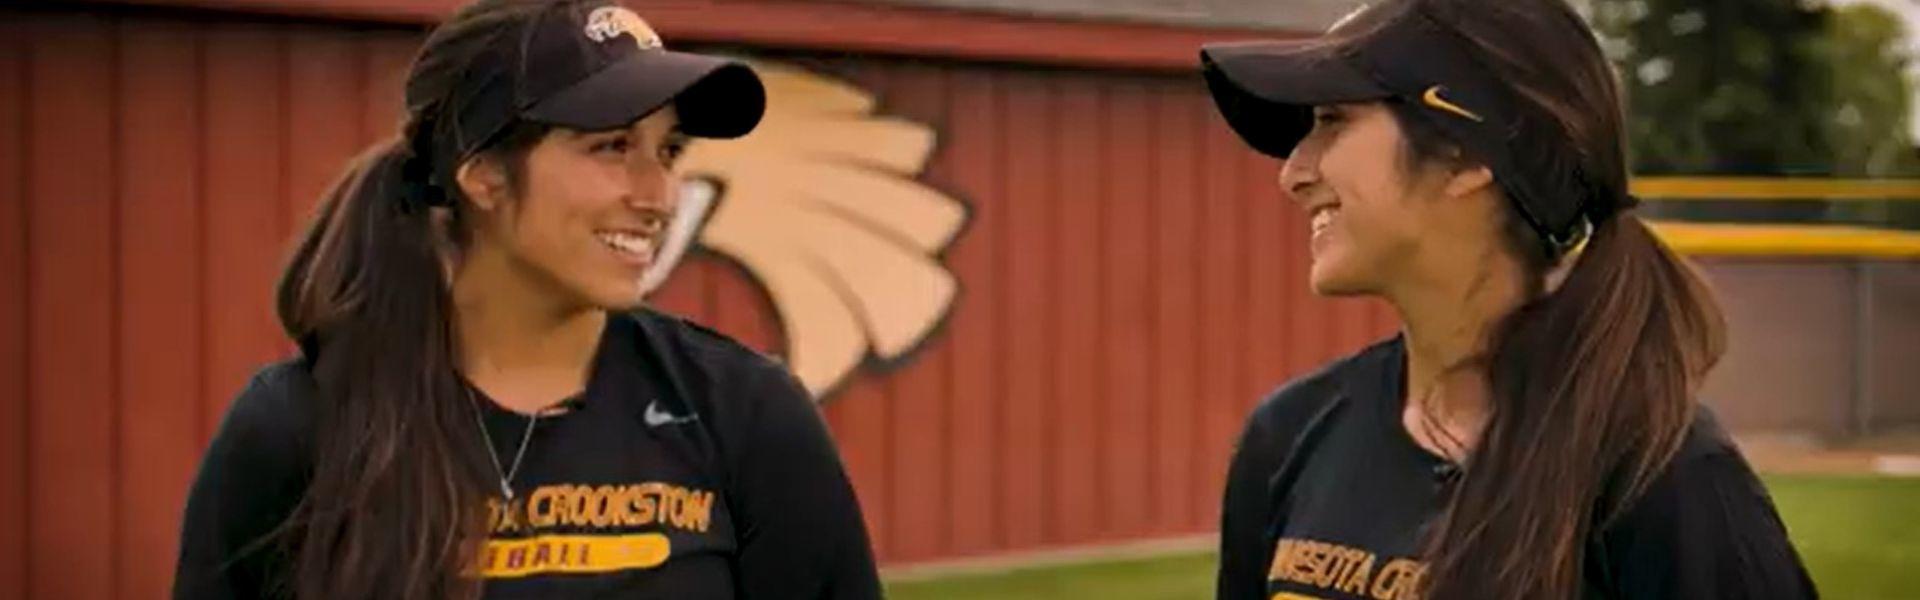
1766, 475, 1920, 599
887, 475, 1920, 600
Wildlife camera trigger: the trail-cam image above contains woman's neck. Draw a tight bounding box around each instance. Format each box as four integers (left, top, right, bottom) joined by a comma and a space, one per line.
451, 249, 605, 414
1389, 248, 1532, 457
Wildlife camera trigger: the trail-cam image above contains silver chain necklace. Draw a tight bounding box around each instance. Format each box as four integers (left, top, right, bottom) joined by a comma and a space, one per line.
467, 387, 541, 501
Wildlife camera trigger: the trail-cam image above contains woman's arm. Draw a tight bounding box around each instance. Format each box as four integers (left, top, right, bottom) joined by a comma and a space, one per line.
723, 361, 882, 600
1218, 414, 1284, 600
173, 363, 313, 600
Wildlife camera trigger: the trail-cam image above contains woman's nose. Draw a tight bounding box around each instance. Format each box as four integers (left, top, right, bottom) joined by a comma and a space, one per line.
1278, 144, 1321, 203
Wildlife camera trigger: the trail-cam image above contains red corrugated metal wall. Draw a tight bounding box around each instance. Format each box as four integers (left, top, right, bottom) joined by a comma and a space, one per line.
0, 7, 1398, 597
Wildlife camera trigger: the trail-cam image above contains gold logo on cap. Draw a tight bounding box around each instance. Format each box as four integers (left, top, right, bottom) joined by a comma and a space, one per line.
1422, 85, 1484, 122
584, 6, 663, 50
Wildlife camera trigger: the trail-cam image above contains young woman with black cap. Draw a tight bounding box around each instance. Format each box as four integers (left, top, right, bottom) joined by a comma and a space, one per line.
1203, 0, 1816, 598
172, 1, 880, 598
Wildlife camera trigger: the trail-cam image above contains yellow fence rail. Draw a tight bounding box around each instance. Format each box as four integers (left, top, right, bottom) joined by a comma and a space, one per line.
1631, 177, 1920, 202
1624, 177, 1919, 257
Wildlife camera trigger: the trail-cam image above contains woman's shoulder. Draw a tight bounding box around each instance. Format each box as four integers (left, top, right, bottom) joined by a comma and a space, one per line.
1628, 406, 1758, 503
622, 309, 827, 459
218, 358, 321, 447
191, 358, 319, 497
1598, 407, 1751, 524
1669, 406, 1744, 464
621, 309, 809, 418
1595, 405, 1817, 597
1620, 406, 1765, 512
624, 308, 790, 379
1247, 336, 1400, 428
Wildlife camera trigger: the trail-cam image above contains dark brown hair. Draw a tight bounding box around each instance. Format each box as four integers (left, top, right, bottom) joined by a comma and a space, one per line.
1387, 0, 1727, 597
271, 1, 553, 597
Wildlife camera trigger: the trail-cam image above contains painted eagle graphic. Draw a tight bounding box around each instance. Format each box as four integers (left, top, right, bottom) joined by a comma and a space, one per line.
640, 61, 968, 398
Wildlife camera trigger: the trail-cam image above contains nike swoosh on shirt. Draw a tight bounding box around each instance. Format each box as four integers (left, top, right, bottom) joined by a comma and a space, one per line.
644, 400, 698, 427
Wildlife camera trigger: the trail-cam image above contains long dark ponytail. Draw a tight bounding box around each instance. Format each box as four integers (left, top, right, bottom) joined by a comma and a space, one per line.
1421, 213, 1726, 599
1393, 0, 1730, 597
272, 1, 552, 597
275, 133, 484, 600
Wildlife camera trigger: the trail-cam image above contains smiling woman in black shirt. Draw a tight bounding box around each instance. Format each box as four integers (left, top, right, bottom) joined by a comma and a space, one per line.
171, 1, 879, 598
1201, 0, 1816, 598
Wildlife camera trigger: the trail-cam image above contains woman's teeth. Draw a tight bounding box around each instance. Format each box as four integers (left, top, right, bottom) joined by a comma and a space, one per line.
1310, 205, 1339, 237
596, 231, 653, 257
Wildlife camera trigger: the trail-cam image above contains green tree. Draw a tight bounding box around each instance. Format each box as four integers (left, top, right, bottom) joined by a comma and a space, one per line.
1816, 4, 1920, 178
1591, 0, 1920, 228
1817, 4, 1920, 227
1591, 0, 1836, 176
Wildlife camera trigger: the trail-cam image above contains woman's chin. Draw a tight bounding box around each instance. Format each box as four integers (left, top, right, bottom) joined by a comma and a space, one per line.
1308, 260, 1372, 297
578, 279, 649, 313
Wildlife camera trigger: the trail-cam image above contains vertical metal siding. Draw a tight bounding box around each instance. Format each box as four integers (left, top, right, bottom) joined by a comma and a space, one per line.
27, 14, 119, 600
1, 9, 1400, 596
0, 15, 30, 600
115, 19, 205, 598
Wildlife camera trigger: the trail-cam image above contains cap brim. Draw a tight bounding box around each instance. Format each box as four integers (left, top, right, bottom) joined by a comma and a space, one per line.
1201, 40, 1388, 158
524, 50, 766, 139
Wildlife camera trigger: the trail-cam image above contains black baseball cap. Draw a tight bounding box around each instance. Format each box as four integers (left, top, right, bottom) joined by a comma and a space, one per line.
412, 0, 765, 164
1201, 0, 1594, 254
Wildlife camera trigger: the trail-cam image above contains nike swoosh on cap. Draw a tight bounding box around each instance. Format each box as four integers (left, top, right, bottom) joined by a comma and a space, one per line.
1422, 85, 1484, 122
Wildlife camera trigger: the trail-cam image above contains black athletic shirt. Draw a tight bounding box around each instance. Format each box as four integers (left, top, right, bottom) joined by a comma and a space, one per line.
173, 310, 882, 599
1218, 337, 1818, 600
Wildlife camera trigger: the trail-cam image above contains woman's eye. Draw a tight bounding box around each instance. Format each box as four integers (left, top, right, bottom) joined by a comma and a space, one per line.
658, 140, 688, 167
591, 137, 631, 155
1314, 111, 1344, 125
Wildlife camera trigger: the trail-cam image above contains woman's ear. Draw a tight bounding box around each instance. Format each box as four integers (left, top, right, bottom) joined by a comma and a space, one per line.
1443, 164, 1496, 200
454, 157, 510, 212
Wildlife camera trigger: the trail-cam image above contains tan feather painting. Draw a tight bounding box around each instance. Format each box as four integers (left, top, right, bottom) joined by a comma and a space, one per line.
640, 61, 968, 398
